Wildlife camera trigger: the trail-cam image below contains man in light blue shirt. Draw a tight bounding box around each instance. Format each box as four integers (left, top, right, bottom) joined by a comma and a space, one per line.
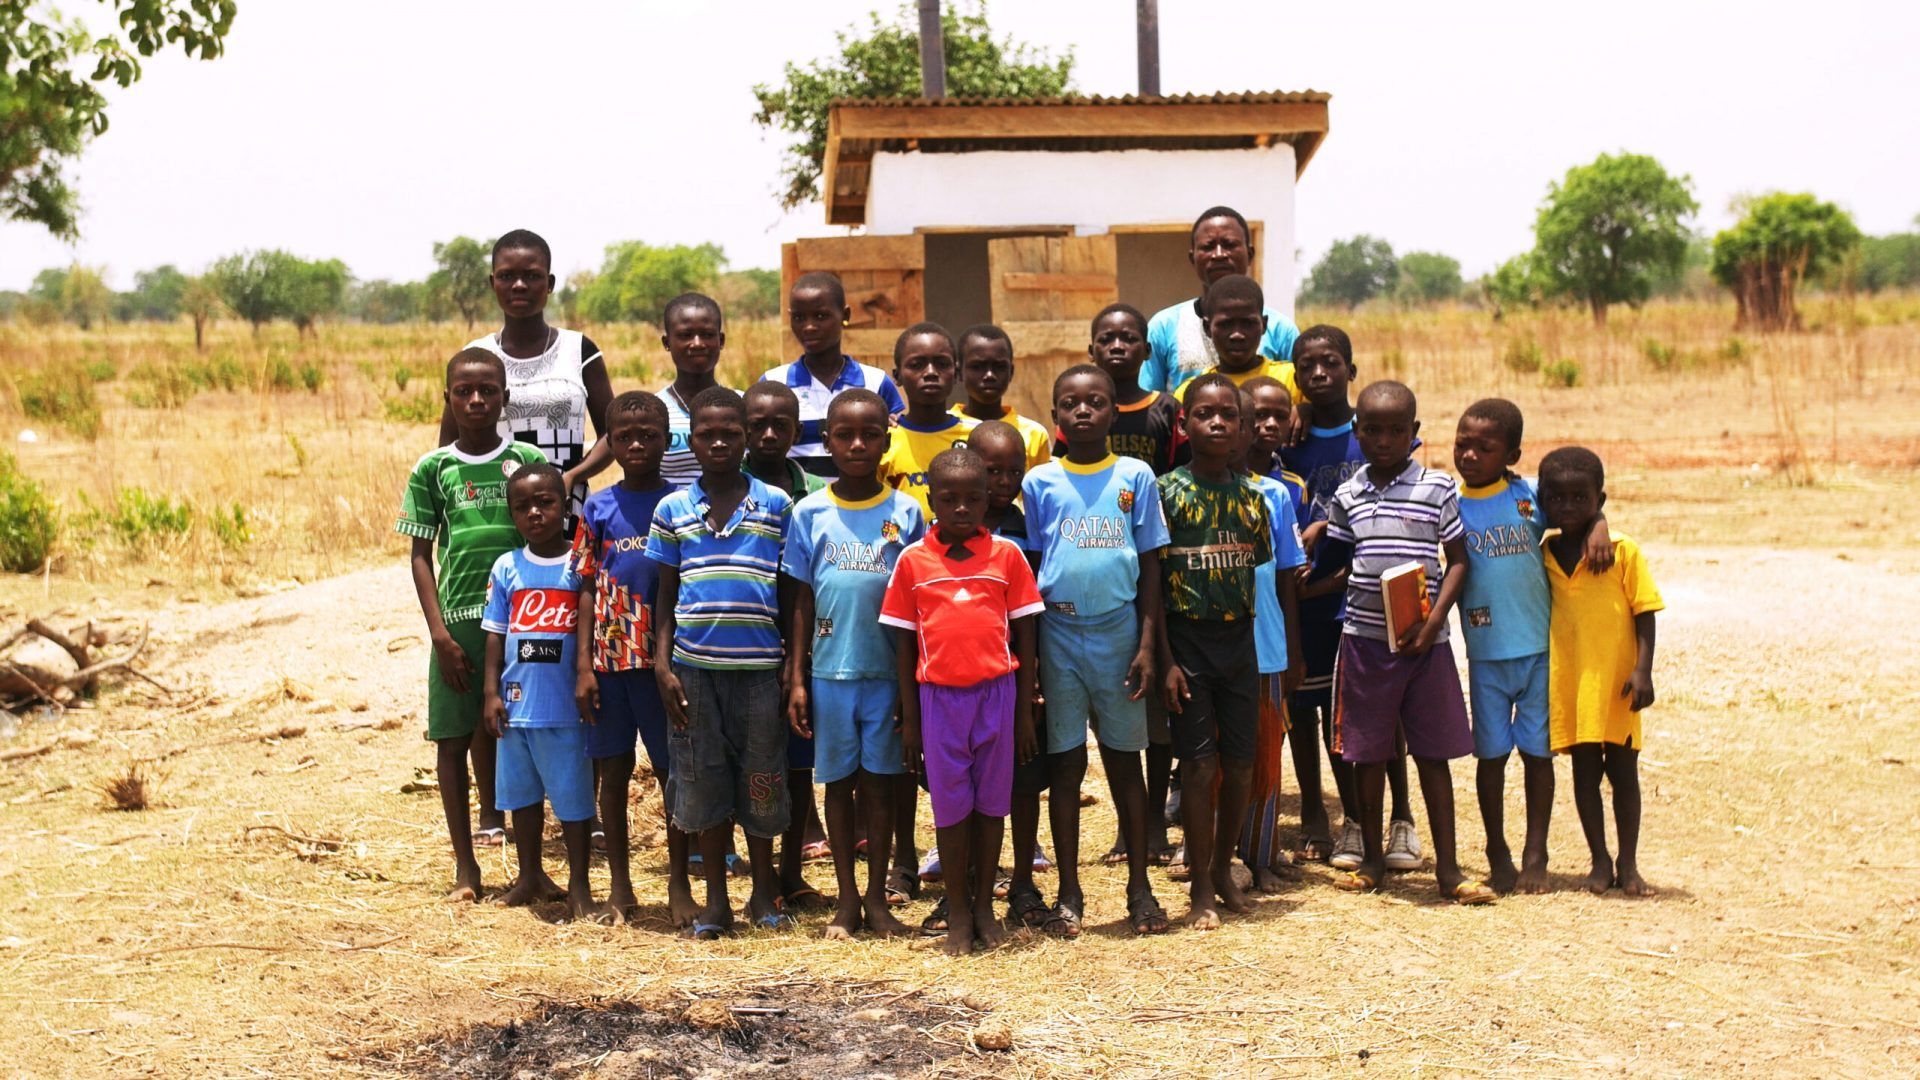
1140, 206, 1300, 394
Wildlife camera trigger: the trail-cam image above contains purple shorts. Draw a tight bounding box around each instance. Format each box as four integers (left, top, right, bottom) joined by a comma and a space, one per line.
919, 672, 1015, 829
1332, 635, 1472, 765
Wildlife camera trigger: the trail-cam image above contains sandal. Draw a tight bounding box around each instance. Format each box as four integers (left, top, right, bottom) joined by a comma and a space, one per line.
755, 911, 797, 931
1166, 844, 1190, 882
1331, 870, 1380, 892
1006, 882, 1049, 929
689, 920, 731, 941
1127, 889, 1171, 935
993, 869, 1012, 900
1101, 842, 1129, 866
885, 865, 919, 906
1040, 898, 1082, 939
1146, 843, 1176, 867
1442, 878, 1497, 906
779, 886, 831, 913
1296, 835, 1334, 863
800, 839, 831, 862
920, 897, 950, 937
473, 826, 506, 848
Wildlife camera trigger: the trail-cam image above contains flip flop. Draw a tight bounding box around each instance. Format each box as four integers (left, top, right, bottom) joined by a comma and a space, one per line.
1040, 899, 1082, 939
1147, 844, 1176, 867
1443, 878, 1497, 906
1030, 847, 1053, 873
780, 886, 831, 913
473, 827, 506, 848
756, 912, 797, 931
800, 839, 832, 862
689, 921, 730, 941
591, 829, 607, 853
1127, 889, 1171, 935
885, 865, 919, 906
1101, 843, 1129, 866
992, 869, 1012, 900
1006, 882, 1049, 929
920, 897, 950, 937
1295, 835, 1334, 863
725, 853, 751, 878
1331, 870, 1380, 892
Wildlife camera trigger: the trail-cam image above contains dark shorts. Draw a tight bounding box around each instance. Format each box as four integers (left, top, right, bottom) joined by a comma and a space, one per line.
1332, 635, 1473, 765
425, 620, 487, 742
589, 668, 669, 765
667, 664, 789, 838
1289, 619, 1343, 756
1165, 616, 1260, 764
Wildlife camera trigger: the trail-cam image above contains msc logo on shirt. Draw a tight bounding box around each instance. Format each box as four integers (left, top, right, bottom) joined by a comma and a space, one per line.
518, 639, 563, 663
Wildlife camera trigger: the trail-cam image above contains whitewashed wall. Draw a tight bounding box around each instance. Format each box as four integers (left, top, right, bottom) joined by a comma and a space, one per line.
865, 143, 1299, 315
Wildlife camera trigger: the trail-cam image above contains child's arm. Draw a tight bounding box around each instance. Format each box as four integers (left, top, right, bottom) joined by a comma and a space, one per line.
785, 582, 815, 738
564, 351, 617, 491
481, 630, 508, 738
410, 537, 471, 693
653, 567, 690, 729
1284, 399, 1315, 448
1012, 614, 1038, 765
1583, 514, 1615, 574
777, 571, 798, 692
564, 437, 614, 494
1625, 611, 1656, 711
1405, 537, 1469, 655
1279, 561, 1304, 693
893, 628, 922, 777
1158, 614, 1188, 715
1130, 550, 1163, 702
574, 583, 598, 724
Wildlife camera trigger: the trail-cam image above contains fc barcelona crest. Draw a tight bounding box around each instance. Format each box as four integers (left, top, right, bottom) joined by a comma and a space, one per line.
1117, 489, 1135, 513
880, 520, 901, 543
1515, 499, 1533, 519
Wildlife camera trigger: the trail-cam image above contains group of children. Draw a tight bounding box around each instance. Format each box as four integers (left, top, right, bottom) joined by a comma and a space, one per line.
401, 225, 1664, 952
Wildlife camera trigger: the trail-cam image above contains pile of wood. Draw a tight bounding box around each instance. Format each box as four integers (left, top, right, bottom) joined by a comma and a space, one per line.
0, 610, 159, 713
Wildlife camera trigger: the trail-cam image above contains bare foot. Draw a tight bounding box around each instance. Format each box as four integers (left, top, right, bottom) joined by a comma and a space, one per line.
943, 917, 977, 956
825, 898, 862, 941
1213, 866, 1253, 914
1515, 858, 1551, 894
605, 886, 639, 924
1185, 899, 1222, 931
566, 894, 613, 923
1251, 866, 1287, 894
667, 883, 703, 929
862, 896, 910, 938
495, 875, 560, 907
1616, 864, 1658, 897
446, 860, 483, 903
1487, 846, 1519, 895
972, 905, 1007, 947
1582, 857, 1614, 895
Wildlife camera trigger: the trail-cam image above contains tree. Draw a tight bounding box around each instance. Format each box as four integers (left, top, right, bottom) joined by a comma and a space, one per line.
2, 2, 235, 239
1710, 193, 1860, 331
428, 236, 494, 329
1302, 235, 1398, 308
284, 259, 347, 337
126, 264, 190, 321
349, 279, 425, 324
1474, 255, 1542, 320
577, 242, 728, 323
58, 264, 110, 328
716, 268, 782, 319
209, 251, 292, 334
1395, 251, 1463, 305
752, 1, 1074, 210
1852, 231, 1920, 293
181, 275, 221, 351
1530, 152, 1697, 325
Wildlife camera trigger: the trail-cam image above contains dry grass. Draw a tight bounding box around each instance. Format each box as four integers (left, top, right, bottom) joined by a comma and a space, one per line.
96, 759, 153, 811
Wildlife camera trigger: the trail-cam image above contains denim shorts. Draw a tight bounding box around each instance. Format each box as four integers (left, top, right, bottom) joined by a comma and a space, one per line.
667, 664, 789, 838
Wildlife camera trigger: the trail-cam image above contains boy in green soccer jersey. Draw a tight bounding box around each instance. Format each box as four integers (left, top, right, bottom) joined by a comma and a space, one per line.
397, 348, 552, 901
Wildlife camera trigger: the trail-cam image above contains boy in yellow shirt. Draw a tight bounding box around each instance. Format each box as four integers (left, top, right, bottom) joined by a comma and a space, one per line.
879, 323, 976, 517
953, 324, 1051, 473
1173, 275, 1304, 415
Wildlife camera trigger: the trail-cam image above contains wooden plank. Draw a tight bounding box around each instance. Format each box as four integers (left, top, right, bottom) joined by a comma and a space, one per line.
914, 224, 1072, 236
1107, 222, 1188, 235
794, 234, 925, 272
834, 100, 1329, 142
780, 243, 800, 357
1001, 320, 1094, 357
841, 328, 903, 367
1001, 272, 1115, 293
821, 107, 841, 226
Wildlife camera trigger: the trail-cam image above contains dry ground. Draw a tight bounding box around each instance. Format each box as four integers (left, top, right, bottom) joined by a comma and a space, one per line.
0, 536, 1915, 1077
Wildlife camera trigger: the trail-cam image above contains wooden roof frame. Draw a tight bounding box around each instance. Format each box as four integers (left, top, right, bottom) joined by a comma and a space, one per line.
823, 92, 1331, 226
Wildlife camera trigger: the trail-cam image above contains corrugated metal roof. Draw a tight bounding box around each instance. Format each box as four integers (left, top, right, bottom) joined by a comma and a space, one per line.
830, 90, 1332, 108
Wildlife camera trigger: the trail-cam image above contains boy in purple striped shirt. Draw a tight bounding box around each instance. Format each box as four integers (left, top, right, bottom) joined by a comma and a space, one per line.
1319, 381, 1493, 905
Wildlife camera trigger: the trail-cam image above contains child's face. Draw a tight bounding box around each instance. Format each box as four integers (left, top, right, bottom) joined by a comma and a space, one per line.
1182, 383, 1243, 462
1089, 312, 1149, 388
1541, 472, 1606, 535
1190, 217, 1253, 286
1293, 339, 1355, 412
1204, 295, 1267, 369
1249, 385, 1292, 458
662, 307, 723, 378
960, 337, 1014, 408
689, 404, 745, 474
825, 400, 889, 480
446, 361, 507, 433
745, 395, 799, 465
929, 468, 989, 538
508, 476, 567, 547
969, 436, 1025, 511
608, 412, 667, 479
1355, 398, 1419, 473
788, 286, 845, 357
489, 246, 553, 320
1453, 415, 1520, 489
1053, 371, 1116, 447
895, 333, 957, 409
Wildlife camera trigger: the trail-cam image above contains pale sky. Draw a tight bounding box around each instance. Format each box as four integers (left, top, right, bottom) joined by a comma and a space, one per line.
4, 0, 1916, 291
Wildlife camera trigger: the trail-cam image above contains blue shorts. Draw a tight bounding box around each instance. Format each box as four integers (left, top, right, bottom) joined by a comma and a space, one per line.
1040, 604, 1148, 754
1469, 653, 1550, 760
589, 668, 669, 766
496, 725, 595, 822
811, 677, 902, 784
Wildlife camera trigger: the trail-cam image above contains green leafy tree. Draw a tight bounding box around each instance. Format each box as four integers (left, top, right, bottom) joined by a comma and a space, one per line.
350, 279, 425, 324
577, 242, 728, 323
716, 268, 782, 319
1302, 235, 1398, 308
1710, 192, 1860, 331
181, 274, 221, 351
1475, 255, 1542, 320
1530, 152, 1697, 325
1394, 251, 1463, 305
752, 1, 1074, 210
1852, 231, 1920, 293
428, 236, 494, 329
60, 263, 111, 328
284, 258, 347, 337
27, 267, 67, 307
2, 2, 235, 239
1648, 236, 1712, 299
125, 264, 189, 320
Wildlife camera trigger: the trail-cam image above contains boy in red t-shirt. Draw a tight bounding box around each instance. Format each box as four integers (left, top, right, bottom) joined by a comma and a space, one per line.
880, 447, 1043, 955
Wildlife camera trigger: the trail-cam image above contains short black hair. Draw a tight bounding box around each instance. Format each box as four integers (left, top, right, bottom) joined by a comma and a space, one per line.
966, 419, 1024, 457
607, 389, 668, 430
1204, 273, 1264, 316
1462, 397, 1525, 449
1356, 379, 1417, 418
893, 321, 957, 366
792, 271, 846, 308
446, 346, 506, 386
1091, 301, 1147, 337
663, 291, 722, 330
506, 461, 566, 502
491, 229, 551, 268
1053, 362, 1116, 402
689, 384, 745, 423
827, 386, 889, 425
1240, 374, 1292, 405
1191, 205, 1252, 246
958, 323, 1013, 360
927, 446, 985, 488
1293, 324, 1354, 365
744, 379, 800, 416
1539, 445, 1605, 493
1181, 371, 1239, 411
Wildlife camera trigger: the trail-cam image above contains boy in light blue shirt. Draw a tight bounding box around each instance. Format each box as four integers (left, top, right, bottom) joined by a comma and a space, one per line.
783, 388, 926, 940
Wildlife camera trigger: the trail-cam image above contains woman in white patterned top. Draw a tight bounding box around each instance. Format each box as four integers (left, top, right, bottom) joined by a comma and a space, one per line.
438, 229, 614, 513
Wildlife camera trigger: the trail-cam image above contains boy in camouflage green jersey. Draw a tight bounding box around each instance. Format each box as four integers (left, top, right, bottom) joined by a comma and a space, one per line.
397, 348, 550, 901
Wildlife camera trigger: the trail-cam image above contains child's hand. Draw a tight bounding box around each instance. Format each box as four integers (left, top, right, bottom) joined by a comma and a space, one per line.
574, 669, 599, 725
901, 723, 924, 778
786, 683, 812, 739
1399, 616, 1442, 656
1299, 519, 1327, 554
1163, 663, 1191, 714
1623, 671, 1655, 711
482, 696, 508, 739
1583, 518, 1616, 574
1283, 408, 1309, 448
1125, 646, 1153, 702
432, 630, 473, 693
656, 665, 691, 730
1014, 709, 1038, 765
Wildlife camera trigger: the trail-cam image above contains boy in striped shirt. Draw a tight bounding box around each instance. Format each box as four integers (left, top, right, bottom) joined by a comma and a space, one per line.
646, 386, 796, 938
1320, 381, 1493, 904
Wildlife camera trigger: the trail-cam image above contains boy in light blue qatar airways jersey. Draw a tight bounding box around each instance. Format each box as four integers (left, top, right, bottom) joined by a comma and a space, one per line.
1021, 453, 1170, 619
782, 488, 926, 683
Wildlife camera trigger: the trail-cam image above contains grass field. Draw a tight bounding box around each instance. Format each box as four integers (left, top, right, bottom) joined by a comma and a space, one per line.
1, 297, 1918, 1076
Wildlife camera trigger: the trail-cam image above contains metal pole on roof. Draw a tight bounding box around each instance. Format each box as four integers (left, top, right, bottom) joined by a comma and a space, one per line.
919, 0, 946, 99
1137, 0, 1161, 96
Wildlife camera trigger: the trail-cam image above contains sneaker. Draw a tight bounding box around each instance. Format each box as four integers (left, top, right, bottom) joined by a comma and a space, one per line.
918, 849, 943, 882
1385, 819, 1424, 870
1329, 819, 1365, 871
